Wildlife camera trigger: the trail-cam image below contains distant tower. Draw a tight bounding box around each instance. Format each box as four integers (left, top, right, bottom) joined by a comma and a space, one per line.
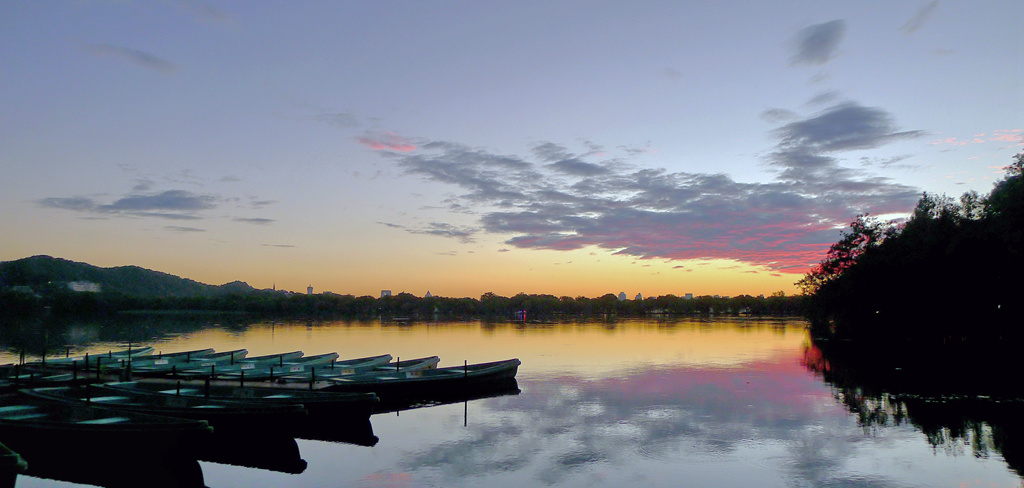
307, 285, 313, 295
617, 292, 627, 301
381, 290, 392, 298
635, 293, 643, 301
684, 293, 693, 300
425, 291, 432, 298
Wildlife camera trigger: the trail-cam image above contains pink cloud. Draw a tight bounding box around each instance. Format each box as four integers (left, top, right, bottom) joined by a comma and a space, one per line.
357, 133, 416, 152
930, 129, 1022, 146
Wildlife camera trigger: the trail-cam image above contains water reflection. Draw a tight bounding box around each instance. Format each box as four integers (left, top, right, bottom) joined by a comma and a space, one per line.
804, 337, 1024, 478
3, 317, 1021, 488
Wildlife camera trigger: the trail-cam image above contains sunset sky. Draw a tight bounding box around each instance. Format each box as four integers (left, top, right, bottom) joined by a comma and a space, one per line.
2, 1, 1021, 299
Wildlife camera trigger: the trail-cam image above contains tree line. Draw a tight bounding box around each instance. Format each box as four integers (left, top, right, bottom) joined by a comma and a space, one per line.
799, 152, 1023, 342
0, 286, 804, 320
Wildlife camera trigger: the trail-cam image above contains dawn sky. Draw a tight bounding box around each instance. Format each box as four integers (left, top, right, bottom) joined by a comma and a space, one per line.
2, 1, 1021, 298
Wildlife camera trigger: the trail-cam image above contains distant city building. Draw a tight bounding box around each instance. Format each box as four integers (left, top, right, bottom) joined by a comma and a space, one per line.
684, 293, 693, 300
425, 291, 432, 298
307, 285, 313, 295
635, 293, 643, 301
68, 281, 101, 293
381, 290, 392, 298
617, 292, 627, 301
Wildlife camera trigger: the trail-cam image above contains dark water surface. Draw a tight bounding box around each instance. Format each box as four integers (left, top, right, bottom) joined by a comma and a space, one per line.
2, 316, 1021, 487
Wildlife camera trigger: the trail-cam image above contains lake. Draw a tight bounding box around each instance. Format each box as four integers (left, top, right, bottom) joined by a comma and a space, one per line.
2, 315, 1021, 487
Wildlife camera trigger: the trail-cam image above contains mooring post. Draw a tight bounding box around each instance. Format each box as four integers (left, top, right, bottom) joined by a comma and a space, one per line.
66, 346, 70, 358
176, 380, 181, 396
240, 370, 245, 388
210, 364, 215, 379
84, 353, 90, 372
396, 357, 400, 372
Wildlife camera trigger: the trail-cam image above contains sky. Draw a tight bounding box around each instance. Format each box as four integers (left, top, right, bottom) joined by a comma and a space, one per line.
1, 1, 1021, 299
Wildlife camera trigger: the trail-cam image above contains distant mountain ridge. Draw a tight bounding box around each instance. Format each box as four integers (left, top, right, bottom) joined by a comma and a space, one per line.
0, 255, 255, 298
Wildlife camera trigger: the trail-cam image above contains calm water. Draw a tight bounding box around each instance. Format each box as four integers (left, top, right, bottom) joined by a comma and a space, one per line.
2, 316, 1021, 488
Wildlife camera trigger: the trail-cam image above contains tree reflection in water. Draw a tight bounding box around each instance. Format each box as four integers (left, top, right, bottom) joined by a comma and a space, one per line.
803, 337, 1024, 477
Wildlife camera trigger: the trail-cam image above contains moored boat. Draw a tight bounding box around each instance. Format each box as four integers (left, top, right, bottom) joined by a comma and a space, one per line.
101, 380, 378, 416
278, 355, 440, 383
124, 348, 216, 368
211, 352, 343, 381
27, 346, 156, 370
173, 350, 304, 378
18, 384, 305, 432
322, 358, 521, 401
0, 393, 212, 455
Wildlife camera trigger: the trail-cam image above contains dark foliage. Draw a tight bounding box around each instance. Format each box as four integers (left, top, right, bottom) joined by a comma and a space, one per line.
800, 152, 1024, 341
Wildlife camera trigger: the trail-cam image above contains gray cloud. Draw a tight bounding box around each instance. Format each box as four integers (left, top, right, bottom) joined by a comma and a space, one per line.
100, 190, 217, 212
378, 221, 477, 243
37, 196, 96, 212
38, 189, 225, 224
772, 103, 925, 153
234, 217, 275, 225
84, 44, 178, 73
792, 20, 845, 65
373, 97, 922, 273
902, 1, 939, 34
165, 225, 205, 232
317, 112, 360, 128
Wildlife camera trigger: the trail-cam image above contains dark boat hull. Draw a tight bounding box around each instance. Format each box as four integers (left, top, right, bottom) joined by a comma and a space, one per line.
17, 385, 306, 432
322, 359, 521, 403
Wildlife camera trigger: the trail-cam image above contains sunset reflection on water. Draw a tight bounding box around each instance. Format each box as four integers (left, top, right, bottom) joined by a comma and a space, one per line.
4, 317, 1021, 488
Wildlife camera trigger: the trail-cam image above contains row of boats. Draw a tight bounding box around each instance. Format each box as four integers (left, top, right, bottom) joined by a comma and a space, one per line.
0, 347, 521, 487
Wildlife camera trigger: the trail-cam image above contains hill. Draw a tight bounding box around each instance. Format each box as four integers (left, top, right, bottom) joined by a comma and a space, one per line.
0, 255, 254, 298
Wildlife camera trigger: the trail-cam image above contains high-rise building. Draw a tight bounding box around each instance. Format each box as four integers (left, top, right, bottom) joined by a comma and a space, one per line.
381, 290, 392, 298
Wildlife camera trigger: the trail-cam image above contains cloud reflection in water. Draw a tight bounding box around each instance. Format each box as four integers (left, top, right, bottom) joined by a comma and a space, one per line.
383, 358, 1019, 488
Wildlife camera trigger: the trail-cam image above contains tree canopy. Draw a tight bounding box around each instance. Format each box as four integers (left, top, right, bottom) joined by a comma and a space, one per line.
801, 153, 1023, 341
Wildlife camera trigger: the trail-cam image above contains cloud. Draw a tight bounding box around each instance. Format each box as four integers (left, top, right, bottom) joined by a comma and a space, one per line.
100, 190, 217, 212
38, 189, 221, 222
165, 225, 205, 232
791, 20, 845, 66
901, 1, 939, 34
233, 217, 275, 225
84, 44, 178, 73
760, 108, 798, 123
378, 221, 477, 243
357, 132, 417, 152
374, 98, 923, 274
317, 112, 360, 128
37, 196, 97, 212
